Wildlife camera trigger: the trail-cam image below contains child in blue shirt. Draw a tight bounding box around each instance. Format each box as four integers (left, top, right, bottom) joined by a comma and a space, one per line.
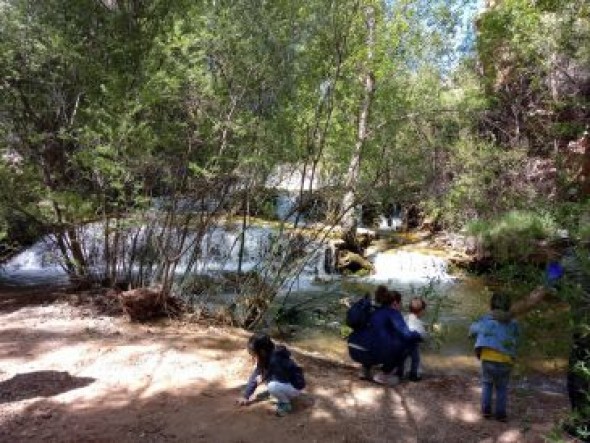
469, 293, 519, 422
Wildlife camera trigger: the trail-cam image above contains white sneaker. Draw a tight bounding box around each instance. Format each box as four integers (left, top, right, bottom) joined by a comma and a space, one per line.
373, 372, 400, 386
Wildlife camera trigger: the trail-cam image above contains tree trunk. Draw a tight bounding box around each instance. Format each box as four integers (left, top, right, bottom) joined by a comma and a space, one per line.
341, 5, 375, 232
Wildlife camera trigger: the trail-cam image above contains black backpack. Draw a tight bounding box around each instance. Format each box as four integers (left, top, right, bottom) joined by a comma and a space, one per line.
345, 294, 374, 331
273, 345, 306, 390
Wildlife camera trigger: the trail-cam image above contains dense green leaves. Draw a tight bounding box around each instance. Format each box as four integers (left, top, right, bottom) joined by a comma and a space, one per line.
1, 0, 588, 290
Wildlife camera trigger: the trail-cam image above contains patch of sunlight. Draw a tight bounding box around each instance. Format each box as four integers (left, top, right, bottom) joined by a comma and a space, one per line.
497, 429, 523, 443
31, 343, 90, 364
470, 384, 481, 395
346, 386, 385, 408
443, 402, 480, 423
403, 397, 428, 422
525, 357, 568, 374
424, 354, 479, 372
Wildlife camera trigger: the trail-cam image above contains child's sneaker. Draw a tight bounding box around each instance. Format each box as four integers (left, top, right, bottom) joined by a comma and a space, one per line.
275, 401, 292, 417
373, 372, 400, 386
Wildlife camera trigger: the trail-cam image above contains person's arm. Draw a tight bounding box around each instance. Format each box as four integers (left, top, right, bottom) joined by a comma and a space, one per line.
510, 285, 554, 317
237, 367, 259, 405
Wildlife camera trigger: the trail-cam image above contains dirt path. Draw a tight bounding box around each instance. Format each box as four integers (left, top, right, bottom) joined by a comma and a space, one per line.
0, 290, 574, 443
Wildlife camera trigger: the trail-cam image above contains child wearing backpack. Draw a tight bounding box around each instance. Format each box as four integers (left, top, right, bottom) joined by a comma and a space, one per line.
236, 332, 305, 417
469, 293, 519, 422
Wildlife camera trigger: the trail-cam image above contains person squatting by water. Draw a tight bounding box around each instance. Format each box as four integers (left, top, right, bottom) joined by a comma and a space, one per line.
236, 332, 306, 417
400, 297, 428, 382
347, 285, 422, 386
469, 293, 519, 422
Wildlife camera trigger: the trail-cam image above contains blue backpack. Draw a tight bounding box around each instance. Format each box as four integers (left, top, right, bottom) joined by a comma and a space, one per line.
346, 294, 374, 331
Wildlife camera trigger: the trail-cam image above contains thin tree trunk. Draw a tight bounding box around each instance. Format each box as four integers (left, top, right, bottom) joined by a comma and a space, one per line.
341, 5, 375, 232
237, 186, 249, 276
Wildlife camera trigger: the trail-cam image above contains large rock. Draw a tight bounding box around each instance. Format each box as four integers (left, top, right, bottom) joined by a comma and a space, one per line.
336, 250, 375, 275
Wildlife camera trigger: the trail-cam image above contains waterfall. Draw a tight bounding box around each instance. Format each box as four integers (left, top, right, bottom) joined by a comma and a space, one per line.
275, 192, 300, 223
377, 215, 402, 230
1, 237, 68, 286
0, 223, 327, 289
1, 222, 454, 291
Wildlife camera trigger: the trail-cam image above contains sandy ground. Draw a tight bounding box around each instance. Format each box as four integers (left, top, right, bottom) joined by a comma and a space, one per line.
0, 290, 575, 443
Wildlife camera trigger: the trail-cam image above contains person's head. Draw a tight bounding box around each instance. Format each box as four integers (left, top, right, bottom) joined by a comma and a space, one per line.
374, 285, 402, 309
409, 297, 427, 316
247, 332, 275, 372
490, 292, 511, 312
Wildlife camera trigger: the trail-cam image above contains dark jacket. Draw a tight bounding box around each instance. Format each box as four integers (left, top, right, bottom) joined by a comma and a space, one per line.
348, 306, 422, 367
243, 345, 302, 399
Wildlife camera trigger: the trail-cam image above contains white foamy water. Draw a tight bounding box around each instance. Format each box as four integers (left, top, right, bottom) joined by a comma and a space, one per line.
370, 251, 453, 283
1, 222, 454, 292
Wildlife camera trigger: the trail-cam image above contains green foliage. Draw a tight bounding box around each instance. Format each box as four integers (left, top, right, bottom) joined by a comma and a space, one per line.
406, 279, 452, 349
440, 138, 535, 226
467, 210, 557, 263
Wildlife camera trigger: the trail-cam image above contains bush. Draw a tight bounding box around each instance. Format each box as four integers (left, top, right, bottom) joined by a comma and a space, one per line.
467, 210, 557, 263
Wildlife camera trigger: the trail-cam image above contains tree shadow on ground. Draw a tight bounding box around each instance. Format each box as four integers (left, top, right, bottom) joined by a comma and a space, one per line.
0, 288, 65, 314
0, 369, 571, 443
0, 371, 95, 404
0, 306, 574, 442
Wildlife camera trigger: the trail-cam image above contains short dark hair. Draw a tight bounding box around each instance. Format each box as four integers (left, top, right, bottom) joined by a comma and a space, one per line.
389, 290, 402, 305
490, 293, 511, 312
375, 285, 401, 306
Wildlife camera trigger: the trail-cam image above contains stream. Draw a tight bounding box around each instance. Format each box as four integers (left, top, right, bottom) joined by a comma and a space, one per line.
0, 225, 568, 394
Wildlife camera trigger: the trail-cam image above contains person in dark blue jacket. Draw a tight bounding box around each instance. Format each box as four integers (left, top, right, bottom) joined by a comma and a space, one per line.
236, 333, 305, 416
348, 285, 422, 385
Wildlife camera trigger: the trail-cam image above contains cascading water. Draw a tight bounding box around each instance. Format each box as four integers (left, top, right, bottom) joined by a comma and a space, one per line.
275, 192, 300, 223
0, 221, 454, 292
0, 223, 325, 289
1, 237, 69, 286
377, 215, 402, 230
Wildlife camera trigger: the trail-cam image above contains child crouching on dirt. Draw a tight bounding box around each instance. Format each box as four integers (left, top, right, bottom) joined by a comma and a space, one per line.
469, 293, 519, 422
236, 332, 306, 417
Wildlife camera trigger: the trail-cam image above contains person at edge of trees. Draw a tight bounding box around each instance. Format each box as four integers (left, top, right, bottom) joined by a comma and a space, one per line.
469, 293, 520, 422
524, 237, 590, 440
348, 285, 422, 386
236, 333, 305, 417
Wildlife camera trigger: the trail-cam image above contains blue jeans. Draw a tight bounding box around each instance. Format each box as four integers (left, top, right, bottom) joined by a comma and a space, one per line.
481, 361, 512, 417
409, 344, 420, 376
397, 344, 420, 377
